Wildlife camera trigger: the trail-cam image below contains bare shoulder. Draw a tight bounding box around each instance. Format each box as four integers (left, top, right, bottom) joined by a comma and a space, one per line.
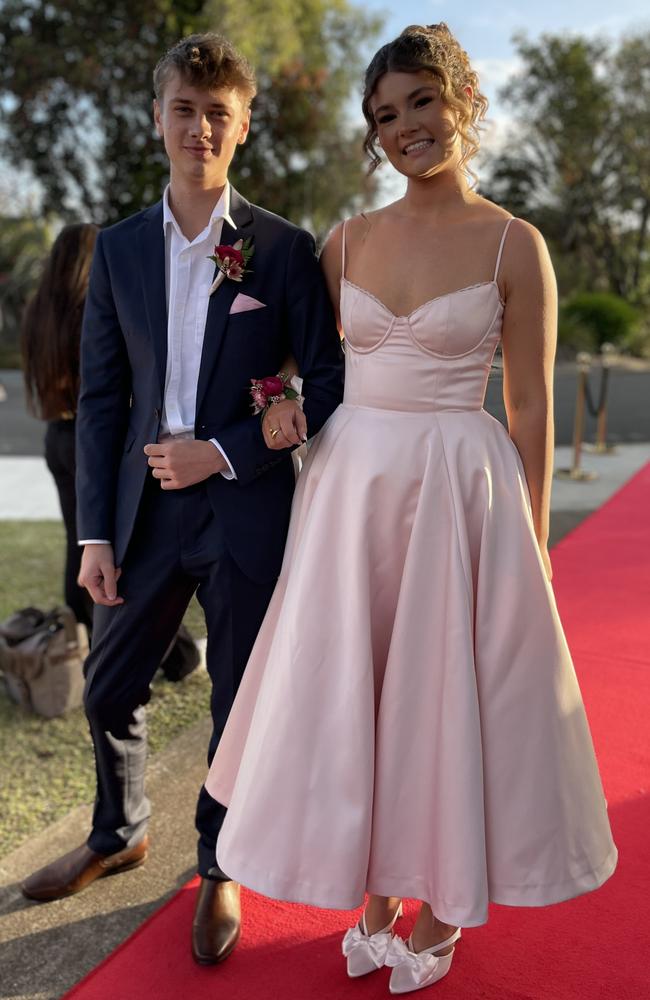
319, 221, 346, 315
320, 219, 352, 280
321, 212, 375, 271
504, 217, 550, 258
500, 217, 555, 297
320, 220, 345, 269
343, 211, 374, 246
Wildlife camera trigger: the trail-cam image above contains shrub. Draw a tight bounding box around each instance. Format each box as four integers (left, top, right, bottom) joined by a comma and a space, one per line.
557, 311, 598, 353
621, 320, 650, 358
559, 292, 640, 352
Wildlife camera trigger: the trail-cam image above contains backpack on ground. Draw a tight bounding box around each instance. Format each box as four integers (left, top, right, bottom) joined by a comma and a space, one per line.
0, 606, 89, 718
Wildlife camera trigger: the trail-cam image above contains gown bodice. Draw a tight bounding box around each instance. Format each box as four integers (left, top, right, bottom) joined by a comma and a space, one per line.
340, 278, 503, 413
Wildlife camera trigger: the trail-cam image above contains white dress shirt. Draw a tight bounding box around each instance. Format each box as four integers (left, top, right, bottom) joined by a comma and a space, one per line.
160, 183, 236, 478
79, 184, 237, 545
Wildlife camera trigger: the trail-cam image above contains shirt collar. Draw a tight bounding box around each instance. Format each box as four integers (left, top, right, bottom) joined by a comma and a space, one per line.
162, 182, 236, 237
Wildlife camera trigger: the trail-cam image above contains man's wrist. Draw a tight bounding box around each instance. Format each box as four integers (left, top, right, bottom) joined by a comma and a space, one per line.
209, 438, 236, 480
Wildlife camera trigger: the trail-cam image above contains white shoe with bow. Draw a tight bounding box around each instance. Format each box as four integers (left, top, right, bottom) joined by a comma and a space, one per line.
385, 927, 461, 994
341, 902, 403, 978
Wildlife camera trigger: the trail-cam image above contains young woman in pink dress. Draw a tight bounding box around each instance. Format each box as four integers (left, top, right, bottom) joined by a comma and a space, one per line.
205, 23, 617, 994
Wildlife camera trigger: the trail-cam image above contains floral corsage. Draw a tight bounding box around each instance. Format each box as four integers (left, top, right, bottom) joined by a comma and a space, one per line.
208, 238, 254, 295
250, 371, 304, 418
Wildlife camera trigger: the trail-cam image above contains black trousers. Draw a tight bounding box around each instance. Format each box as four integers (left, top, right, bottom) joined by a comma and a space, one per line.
82, 475, 275, 877
44, 420, 94, 631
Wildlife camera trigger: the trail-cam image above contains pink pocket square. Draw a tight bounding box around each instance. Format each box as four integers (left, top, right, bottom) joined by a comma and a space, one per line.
230, 293, 267, 314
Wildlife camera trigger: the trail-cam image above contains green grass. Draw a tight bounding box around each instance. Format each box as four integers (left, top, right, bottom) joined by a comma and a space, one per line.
0, 522, 207, 635
0, 521, 210, 857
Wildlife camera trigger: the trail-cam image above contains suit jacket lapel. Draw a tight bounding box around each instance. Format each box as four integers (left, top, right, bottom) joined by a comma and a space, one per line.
196, 187, 255, 415
137, 202, 168, 396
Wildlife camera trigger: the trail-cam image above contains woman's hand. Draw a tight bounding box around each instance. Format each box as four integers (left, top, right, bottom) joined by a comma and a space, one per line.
262, 399, 307, 449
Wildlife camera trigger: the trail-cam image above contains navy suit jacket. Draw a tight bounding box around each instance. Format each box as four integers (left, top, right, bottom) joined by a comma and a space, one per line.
76, 188, 344, 582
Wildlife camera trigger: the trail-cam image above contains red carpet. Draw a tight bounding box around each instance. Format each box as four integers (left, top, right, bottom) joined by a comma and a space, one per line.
65, 465, 650, 1000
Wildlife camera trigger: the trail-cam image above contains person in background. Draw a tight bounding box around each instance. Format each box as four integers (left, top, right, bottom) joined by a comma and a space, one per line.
22, 224, 99, 632
21, 225, 199, 681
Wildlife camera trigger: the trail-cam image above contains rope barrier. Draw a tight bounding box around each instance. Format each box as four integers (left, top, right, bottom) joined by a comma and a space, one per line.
583, 365, 609, 418
555, 352, 598, 482
584, 343, 618, 455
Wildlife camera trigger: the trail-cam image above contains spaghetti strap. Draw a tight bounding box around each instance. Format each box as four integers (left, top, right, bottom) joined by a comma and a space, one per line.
493, 217, 515, 283
341, 219, 348, 279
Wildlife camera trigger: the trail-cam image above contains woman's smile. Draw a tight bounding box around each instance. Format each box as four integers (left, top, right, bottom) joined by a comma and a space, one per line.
402, 138, 435, 156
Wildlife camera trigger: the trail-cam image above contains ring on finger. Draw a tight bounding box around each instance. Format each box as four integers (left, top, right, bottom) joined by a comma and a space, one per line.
270, 427, 280, 439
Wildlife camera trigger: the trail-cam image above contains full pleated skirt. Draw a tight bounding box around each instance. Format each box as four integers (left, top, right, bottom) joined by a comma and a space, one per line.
206, 403, 617, 926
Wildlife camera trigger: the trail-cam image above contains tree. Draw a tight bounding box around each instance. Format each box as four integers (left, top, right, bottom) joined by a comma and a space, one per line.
483, 32, 650, 303
0, 0, 201, 223
607, 34, 650, 301
211, 0, 382, 237
0, 213, 53, 365
0, 0, 382, 234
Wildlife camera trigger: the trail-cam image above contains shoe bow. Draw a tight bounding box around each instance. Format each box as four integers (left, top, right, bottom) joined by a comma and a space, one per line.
342, 923, 392, 969
385, 935, 440, 986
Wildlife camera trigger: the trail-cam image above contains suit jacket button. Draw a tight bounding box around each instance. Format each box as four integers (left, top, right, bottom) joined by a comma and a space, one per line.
154, 408, 160, 419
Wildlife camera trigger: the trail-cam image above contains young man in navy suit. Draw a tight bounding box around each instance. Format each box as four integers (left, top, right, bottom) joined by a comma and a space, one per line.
21, 34, 344, 964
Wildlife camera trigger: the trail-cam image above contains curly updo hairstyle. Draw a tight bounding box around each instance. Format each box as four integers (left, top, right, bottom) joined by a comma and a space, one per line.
362, 23, 488, 182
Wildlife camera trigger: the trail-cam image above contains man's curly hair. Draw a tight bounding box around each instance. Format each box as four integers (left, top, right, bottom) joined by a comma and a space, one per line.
153, 33, 257, 106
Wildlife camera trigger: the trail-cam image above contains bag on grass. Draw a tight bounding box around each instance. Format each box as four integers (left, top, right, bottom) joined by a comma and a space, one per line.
0, 605, 89, 718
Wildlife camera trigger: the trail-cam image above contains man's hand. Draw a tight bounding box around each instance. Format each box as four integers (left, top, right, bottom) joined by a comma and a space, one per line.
262, 399, 307, 449
78, 544, 124, 606
144, 439, 226, 489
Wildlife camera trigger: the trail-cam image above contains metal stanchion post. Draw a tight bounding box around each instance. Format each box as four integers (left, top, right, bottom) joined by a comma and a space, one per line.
556, 351, 597, 482
585, 342, 617, 454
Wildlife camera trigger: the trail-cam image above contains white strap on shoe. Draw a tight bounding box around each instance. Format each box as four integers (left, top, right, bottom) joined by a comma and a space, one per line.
385, 928, 461, 986
427, 927, 461, 955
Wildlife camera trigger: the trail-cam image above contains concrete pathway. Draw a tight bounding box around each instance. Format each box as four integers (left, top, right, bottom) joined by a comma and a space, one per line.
0, 458, 61, 520
550, 442, 650, 510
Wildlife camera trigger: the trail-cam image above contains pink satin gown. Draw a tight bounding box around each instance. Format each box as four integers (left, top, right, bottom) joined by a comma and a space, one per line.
206, 218, 617, 927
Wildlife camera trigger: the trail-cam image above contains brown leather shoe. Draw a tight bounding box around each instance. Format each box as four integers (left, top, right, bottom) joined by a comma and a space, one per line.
192, 878, 241, 965
21, 836, 149, 902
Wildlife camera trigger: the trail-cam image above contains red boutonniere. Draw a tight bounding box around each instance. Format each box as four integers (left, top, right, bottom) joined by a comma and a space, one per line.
208, 238, 254, 295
